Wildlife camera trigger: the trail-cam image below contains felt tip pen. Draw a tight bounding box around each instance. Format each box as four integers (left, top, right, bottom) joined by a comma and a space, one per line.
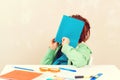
14, 66, 34, 71
90, 73, 103, 80
75, 75, 92, 79
59, 67, 76, 72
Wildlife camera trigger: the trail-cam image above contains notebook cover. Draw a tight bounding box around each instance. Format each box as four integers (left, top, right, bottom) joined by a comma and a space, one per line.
0, 70, 42, 80
55, 15, 85, 48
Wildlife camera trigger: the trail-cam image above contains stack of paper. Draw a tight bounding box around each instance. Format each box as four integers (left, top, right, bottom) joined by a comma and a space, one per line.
0, 70, 42, 80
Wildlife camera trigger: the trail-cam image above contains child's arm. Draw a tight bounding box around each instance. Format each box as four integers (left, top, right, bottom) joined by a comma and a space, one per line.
40, 48, 56, 65
40, 38, 58, 65
61, 43, 92, 67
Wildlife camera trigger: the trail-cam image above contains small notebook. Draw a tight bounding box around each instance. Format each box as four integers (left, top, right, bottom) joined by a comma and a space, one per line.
55, 15, 85, 48
0, 70, 42, 80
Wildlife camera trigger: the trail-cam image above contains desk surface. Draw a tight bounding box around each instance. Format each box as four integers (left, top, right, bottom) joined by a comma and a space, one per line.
0, 65, 120, 80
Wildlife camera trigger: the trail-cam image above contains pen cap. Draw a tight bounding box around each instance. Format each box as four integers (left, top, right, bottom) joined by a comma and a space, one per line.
95, 73, 103, 78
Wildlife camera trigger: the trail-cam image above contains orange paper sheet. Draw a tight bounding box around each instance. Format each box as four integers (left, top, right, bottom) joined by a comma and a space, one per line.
0, 70, 42, 80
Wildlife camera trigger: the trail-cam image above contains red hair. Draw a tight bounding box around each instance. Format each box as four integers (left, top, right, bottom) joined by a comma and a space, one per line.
71, 15, 90, 43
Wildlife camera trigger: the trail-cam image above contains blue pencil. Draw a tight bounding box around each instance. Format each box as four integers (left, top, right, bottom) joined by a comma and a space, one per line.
59, 67, 76, 72
14, 66, 34, 71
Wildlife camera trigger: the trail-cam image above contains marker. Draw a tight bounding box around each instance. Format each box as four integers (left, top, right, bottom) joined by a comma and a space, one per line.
75, 75, 92, 79
59, 67, 76, 72
90, 73, 103, 80
14, 66, 34, 71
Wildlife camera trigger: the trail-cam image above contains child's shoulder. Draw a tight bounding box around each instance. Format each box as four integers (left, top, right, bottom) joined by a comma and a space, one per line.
77, 42, 92, 54
78, 42, 88, 47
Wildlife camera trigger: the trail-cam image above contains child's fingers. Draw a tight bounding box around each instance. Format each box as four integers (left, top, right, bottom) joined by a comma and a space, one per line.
51, 38, 55, 43
62, 37, 69, 42
62, 37, 67, 41
62, 38, 65, 41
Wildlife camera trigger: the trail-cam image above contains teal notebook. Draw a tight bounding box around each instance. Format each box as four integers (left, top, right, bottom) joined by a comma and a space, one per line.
55, 15, 85, 48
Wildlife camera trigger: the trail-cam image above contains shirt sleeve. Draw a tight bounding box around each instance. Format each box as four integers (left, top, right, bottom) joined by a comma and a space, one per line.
61, 43, 91, 67
40, 48, 56, 65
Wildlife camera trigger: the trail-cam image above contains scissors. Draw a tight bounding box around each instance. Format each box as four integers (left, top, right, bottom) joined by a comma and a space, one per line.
39, 67, 60, 73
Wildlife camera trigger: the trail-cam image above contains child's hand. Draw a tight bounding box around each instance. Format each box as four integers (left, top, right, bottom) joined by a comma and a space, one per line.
49, 38, 58, 50
62, 37, 70, 46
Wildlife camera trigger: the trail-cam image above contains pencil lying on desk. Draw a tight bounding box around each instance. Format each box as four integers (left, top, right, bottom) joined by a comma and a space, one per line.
14, 66, 34, 71
59, 67, 76, 72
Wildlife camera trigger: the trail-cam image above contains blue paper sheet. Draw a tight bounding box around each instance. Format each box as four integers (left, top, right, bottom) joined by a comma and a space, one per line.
55, 15, 85, 48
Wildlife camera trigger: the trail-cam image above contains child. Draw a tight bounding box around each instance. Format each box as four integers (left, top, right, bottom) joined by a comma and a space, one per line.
41, 14, 92, 67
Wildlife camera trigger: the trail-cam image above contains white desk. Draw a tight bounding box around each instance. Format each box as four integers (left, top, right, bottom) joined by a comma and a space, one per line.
0, 65, 120, 80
